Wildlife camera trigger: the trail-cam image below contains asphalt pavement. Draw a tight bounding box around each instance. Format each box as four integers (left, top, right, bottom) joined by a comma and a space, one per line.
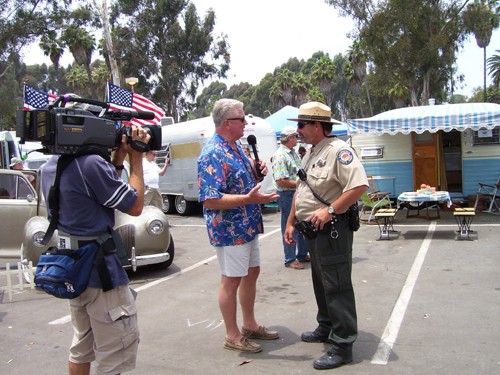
1, 207, 500, 374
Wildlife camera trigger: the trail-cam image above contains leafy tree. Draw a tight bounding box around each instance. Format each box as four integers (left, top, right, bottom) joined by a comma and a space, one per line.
110, 0, 230, 120
326, 0, 469, 110
463, 0, 500, 100
192, 81, 227, 119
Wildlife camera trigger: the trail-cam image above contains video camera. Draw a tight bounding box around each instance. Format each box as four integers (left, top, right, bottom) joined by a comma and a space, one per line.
16, 95, 162, 155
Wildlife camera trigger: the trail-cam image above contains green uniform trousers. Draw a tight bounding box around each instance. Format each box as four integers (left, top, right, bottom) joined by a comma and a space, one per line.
305, 215, 357, 354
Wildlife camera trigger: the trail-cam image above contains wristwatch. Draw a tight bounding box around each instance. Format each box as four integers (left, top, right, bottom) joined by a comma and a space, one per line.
328, 205, 335, 215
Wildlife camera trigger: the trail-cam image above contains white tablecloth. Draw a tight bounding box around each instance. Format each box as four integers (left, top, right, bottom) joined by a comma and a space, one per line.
397, 191, 452, 207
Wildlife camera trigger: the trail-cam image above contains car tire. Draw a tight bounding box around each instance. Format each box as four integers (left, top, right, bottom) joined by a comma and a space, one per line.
155, 234, 174, 269
175, 195, 195, 216
162, 194, 174, 214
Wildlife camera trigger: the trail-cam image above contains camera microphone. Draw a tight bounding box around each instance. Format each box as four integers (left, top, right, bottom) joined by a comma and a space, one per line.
246, 135, 265, 179
106, 109, 155, 121
130, 109, 155, 120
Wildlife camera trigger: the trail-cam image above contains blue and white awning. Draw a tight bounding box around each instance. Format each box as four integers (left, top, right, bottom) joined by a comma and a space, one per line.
347, 102, 500, 135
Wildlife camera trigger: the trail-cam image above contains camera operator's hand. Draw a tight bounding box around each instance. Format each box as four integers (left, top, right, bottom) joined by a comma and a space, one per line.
116, 125, 150, 216
126, 125, 151, 154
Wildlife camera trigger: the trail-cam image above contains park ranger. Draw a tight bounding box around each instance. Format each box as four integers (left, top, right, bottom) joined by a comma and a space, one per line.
284, 101, 368, 370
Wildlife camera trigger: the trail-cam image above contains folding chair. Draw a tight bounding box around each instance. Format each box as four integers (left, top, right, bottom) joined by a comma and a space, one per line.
474, 176, 500, 214
367, 175, 391, 200
360, 191, 392, 223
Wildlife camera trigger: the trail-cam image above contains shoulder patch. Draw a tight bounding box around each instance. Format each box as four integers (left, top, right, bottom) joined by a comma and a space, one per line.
337, 148, 354, 165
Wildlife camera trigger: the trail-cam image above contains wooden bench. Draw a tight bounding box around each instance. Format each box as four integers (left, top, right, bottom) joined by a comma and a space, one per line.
453, 207, 476, 240
374, 208, 398, 240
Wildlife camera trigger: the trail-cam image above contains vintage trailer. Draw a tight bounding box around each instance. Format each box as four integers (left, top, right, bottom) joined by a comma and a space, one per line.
347, 103, 500, 203
158, 114, 278, 215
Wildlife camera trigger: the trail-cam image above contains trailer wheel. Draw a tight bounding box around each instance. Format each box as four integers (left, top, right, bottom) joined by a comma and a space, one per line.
175, 195, 194, 216
162, 194, 174, 214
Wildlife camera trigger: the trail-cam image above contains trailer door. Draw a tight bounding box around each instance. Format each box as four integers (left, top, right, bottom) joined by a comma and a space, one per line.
412, 131, 440, 190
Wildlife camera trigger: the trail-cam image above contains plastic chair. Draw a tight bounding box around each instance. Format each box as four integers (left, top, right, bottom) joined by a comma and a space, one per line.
360, 191, 392, 223
474, 176, 500, 214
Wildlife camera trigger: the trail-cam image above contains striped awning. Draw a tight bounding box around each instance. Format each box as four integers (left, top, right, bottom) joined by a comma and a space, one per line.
347, 102, 500, 135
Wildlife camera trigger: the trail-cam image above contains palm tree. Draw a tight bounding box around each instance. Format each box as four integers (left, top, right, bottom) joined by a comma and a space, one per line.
39, 31, 64, 70
388, 74, 410, 108
65, 65, 89, 96
62, 26, 97, 98
269, 69, 295, 107
310, 56, 336, 107
487, 49, 500, 88
463, 0, 500, 101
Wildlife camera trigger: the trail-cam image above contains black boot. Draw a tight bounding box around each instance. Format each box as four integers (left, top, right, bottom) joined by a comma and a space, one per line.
313, 349, 352, 370
301, 330, 329, 343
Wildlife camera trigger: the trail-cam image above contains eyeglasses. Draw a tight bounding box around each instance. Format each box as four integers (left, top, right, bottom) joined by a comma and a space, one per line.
226, 116, 246, 123
297, 121, 313, 129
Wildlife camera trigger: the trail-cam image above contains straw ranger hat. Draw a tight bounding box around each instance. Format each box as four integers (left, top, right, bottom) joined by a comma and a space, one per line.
287, 102, 334, 124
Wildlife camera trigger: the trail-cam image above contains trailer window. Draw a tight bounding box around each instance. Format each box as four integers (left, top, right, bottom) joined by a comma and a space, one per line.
473, 127, 500, 145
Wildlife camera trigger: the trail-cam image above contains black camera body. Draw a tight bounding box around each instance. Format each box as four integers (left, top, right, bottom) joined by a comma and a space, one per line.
16, 96, 161, 155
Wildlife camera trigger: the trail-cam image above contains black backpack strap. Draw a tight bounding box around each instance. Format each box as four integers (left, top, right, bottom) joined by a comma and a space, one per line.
41, 155, 75, 245
94, 232, 114, 292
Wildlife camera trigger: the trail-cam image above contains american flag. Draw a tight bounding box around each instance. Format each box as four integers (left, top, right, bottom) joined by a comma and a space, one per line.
23, 84, 58, 110
106, 82, 165, 126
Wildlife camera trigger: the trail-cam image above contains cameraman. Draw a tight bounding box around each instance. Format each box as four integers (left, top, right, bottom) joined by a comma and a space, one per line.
40, 125, 150, 375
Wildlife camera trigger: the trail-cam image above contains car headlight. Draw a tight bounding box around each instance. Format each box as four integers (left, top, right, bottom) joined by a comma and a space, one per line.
33, 231, 46, 246
148, 219, 164, 235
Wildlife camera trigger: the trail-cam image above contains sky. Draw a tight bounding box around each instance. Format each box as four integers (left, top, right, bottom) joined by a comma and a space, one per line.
23, 0, 500, 98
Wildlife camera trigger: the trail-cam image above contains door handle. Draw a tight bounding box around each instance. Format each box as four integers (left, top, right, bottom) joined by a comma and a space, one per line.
415, 152, 423, 156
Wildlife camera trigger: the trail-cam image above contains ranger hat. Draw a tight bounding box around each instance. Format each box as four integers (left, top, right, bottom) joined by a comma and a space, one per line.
280, 126, 298, 140
9, 157, 23, 167
287, 101, 334, 124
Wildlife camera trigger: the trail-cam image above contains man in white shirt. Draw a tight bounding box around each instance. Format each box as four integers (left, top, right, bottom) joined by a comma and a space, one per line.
142, 151, 168, 209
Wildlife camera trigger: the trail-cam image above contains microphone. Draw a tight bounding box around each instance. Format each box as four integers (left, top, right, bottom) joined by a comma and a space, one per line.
246, 135, 265, 179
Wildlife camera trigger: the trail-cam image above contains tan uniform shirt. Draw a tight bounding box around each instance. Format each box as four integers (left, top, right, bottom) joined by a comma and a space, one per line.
295, 137, 368, 221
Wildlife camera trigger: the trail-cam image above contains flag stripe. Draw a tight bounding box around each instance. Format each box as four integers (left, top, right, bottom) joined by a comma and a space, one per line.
106, 82, 165, 126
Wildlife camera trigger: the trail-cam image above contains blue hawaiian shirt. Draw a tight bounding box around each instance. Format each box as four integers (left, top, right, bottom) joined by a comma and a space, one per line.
197, 134, 264, 247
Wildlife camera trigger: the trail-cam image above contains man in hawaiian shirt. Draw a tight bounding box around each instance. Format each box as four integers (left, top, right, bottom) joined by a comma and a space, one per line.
197, 98, 279, 353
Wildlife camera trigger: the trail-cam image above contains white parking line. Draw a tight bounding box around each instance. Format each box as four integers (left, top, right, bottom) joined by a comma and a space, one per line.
371, 221, 437, 365
49, 228, 282, 325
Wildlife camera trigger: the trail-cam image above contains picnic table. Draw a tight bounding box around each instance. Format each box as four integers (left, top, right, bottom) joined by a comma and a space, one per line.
397, 191, 452, 220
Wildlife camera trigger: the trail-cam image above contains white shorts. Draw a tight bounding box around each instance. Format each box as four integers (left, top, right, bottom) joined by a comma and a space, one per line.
215, 237, 260, 277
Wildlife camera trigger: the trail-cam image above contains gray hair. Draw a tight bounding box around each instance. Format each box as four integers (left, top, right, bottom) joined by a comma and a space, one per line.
212, 99, 244, 127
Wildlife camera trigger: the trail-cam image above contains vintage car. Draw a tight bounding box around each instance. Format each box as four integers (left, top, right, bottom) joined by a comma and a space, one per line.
0, 167, 174, 271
